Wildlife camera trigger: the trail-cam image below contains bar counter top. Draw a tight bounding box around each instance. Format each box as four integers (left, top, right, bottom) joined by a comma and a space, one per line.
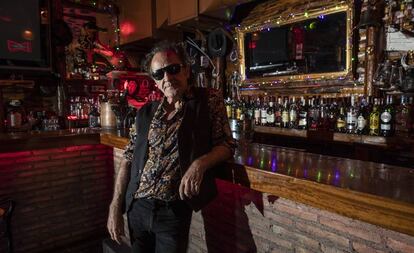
0, 128, 102, 153
1, 129, 414, 236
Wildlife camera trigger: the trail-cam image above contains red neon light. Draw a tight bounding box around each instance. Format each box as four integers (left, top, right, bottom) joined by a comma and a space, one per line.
67, 115, 78, 120
120, 21, 135, 36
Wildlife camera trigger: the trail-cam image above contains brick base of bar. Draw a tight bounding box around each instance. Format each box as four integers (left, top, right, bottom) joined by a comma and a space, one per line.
188, 180, 414, 253
0, 144, 114, 253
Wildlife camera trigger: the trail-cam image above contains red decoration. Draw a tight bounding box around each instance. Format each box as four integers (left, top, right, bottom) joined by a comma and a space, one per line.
7, 40, 32, 53
248, 41, 257, 49
292, 26, 304, 60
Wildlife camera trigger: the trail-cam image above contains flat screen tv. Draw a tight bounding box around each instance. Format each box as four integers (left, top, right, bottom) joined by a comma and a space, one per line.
0, 0, 51, 71
244, 27, 289, 76
243, 11, 348, 79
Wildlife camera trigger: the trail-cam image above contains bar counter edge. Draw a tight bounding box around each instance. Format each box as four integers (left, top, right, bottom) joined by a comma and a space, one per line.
1, 129, 413, 237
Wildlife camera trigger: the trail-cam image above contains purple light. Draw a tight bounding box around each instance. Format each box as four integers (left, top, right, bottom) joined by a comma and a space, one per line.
271, 156, 278, 172
247, 156, 253, 166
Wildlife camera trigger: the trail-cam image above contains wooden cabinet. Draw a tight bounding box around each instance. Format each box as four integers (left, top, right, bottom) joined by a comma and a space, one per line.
118, 0, 153, 44
167, 0, 251, 26
156, 0, 169, 28
116, 0, 250, 44
168, 0, 198, 25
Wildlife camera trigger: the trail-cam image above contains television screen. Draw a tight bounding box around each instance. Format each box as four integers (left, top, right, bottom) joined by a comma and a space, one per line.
0, 0, 51, 71
244, 27, 289, 72
243, 11, 347, 79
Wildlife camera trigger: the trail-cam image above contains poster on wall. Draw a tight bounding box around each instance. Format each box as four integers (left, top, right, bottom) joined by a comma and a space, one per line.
63, 5, 126, 79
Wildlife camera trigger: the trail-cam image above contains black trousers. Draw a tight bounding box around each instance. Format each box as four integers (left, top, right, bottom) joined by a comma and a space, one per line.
127, 198, 193, 253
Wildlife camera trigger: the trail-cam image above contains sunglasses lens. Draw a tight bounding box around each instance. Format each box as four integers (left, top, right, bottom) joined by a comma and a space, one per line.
151, 64, 182, 81
152, 70, 164, 80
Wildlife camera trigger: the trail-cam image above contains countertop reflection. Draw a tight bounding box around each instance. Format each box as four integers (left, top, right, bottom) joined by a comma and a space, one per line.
233, 141, 414, 204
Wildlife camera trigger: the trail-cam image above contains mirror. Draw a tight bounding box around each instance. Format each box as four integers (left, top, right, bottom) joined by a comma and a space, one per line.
237, 4, 353, 85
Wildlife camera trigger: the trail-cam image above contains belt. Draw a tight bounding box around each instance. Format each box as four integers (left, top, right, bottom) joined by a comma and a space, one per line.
142, 198, 182, 209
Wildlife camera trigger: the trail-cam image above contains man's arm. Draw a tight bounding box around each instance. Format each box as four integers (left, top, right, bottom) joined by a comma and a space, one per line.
107, 158, 130, 244
179, 88, 235, 200
179, 145, 232, 199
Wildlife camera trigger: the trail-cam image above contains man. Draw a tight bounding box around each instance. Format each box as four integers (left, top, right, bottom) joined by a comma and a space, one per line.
107, 41, 234, 253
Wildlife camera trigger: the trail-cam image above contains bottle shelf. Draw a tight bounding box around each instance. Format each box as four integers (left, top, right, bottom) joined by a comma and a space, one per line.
254, 125, 414, 148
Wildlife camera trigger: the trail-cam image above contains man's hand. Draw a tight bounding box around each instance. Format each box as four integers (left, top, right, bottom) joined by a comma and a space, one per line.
179, 158, 208, 200
107, 204, 124, 244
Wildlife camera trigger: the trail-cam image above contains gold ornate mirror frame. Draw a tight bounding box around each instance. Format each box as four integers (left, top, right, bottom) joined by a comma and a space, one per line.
236, 1, 354, 87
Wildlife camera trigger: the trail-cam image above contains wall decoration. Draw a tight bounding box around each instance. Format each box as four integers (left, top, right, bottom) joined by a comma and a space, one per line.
62, 1, 127, 80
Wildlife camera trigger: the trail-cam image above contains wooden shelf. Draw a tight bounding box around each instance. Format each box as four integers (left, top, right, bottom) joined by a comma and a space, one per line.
0, 80, 35, 88
254, 125, 414, 148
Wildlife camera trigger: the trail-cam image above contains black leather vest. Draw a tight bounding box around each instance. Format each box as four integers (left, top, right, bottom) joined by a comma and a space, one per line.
124, 87, 218, 212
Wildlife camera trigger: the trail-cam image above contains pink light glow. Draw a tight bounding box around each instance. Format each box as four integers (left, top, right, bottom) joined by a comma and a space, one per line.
120, 21, 135, 36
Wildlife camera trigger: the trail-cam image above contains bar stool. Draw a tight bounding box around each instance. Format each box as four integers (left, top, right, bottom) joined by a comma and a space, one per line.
0, 199, 14, 253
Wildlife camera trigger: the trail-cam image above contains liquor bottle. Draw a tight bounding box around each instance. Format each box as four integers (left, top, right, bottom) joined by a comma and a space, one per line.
275, 97, 283, 127
266, 98, 275, 127
356, 97, 369, 135
289, 97, 298, 129
281, 97, 290, 128
380, 95, 394, 137
260, 97, 268, 126
254, 97, 261, 126
231, 98, 238, 120
246, 96, 254, 120
346, 95, 357, 134
369, 98, 380, 136
336, 99, 347, 133
297, 96, 308, 130
318, 97, 329, 131
327, 98, 338, 132
308, 97, 319, 131
394, 95, 411, 135
236, 98, 243, 121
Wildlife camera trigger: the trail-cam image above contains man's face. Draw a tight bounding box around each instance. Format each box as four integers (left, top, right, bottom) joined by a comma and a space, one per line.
150, 50, 189, 100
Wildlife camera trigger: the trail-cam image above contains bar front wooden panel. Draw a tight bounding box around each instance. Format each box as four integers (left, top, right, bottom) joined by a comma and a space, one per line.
2, 130, 413, 237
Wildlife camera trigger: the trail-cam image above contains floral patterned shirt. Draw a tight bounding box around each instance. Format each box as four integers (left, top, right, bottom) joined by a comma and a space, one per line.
123, 87, 235, 201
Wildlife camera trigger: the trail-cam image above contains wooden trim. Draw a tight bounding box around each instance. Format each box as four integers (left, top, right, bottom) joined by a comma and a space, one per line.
254, 125, 414, 148
224, 163, 414, 237
100, 132, 129, 149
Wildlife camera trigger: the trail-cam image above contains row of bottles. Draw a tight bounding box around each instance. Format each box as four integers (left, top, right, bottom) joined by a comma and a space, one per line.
225, 95, 414, 137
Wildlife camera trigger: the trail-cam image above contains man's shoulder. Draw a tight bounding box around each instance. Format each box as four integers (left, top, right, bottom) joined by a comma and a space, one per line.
192, 87, 221, 99
137, 101, 160, 115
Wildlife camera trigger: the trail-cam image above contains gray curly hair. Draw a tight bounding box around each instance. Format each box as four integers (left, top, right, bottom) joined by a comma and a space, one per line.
143, 40, 190, 74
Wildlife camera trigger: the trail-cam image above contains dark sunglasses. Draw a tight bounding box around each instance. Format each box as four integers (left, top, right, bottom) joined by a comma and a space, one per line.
151, 63, 183, 81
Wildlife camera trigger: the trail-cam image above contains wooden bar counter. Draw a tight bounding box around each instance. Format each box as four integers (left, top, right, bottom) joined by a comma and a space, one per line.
2, 129, 414, 252
100, 130, 414, 238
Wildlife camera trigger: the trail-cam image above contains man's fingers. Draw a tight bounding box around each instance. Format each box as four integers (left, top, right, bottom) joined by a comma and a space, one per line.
184, 180, 193, 198
114, 233, 122, 245
194, 182, 200, 195
179, 179, 186, 200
